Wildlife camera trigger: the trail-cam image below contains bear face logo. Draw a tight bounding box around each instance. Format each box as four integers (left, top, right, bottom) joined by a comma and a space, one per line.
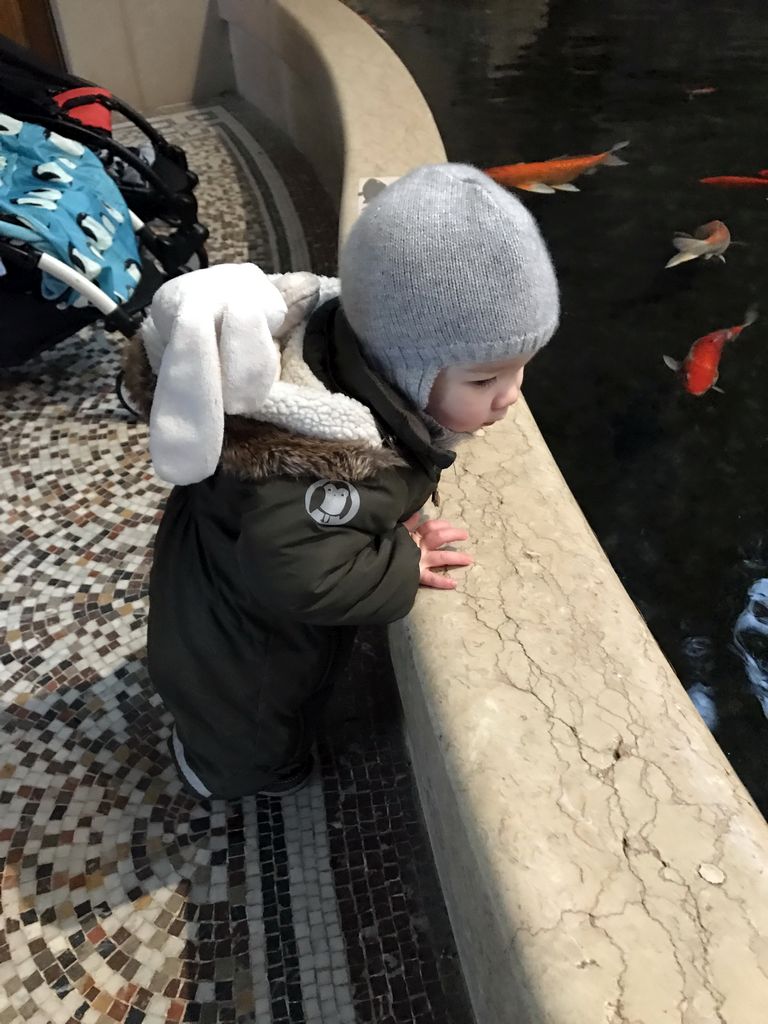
305, 480, 361, 527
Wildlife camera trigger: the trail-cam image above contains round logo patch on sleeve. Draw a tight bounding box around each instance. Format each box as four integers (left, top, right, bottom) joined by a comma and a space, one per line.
305, 479, 361, 527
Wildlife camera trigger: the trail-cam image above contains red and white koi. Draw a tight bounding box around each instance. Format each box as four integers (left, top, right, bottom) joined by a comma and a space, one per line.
663, 307, 758, 396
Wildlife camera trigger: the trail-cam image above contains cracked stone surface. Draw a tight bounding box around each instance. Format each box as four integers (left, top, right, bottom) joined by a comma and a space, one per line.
391, 397, 768, 1024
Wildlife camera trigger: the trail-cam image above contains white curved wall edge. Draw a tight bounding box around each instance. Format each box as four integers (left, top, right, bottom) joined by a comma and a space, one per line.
217, 2, 768, 1021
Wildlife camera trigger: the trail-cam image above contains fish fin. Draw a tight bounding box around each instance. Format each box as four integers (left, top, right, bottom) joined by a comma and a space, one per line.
712, 384, 725, 394
665, 250, 702, 269
716, 253, 726, 263
759, 170, 768, 178
552, 183, 580, 192
672, 231, 693, 238
671, 235, 708, 254
663, 355, 682, 372
516, 182, 556, 193
583, 166, 599, 176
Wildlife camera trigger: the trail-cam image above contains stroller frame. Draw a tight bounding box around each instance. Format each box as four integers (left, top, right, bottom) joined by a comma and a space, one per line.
0, 32, 209, 367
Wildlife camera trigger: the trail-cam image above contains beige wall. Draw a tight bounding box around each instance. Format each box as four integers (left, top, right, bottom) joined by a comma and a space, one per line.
218, 0, 445, 240
50, 0, 234, 113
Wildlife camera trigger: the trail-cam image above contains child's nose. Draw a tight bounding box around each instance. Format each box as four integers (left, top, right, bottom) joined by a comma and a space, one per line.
493, 384, 520, 411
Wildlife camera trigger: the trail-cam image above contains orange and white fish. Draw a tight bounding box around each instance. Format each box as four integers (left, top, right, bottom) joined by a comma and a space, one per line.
664, 220, 731, 269
484, 141, 629, 194
663, 307, 758, 396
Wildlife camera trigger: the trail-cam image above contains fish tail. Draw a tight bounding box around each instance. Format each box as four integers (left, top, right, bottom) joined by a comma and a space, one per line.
743, 305, 759, 328
602, 140, 630, 167
665, 250, 702, 269
665, 234, 710, 268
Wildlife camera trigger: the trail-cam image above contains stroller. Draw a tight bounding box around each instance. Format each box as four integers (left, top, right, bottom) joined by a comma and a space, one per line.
0, 34, 208, 369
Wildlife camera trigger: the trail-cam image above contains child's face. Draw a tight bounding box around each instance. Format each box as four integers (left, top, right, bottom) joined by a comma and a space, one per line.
426, 354, 532, 433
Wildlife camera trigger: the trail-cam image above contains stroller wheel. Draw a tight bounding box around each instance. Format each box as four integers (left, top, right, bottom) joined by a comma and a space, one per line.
115, 370, 141, 418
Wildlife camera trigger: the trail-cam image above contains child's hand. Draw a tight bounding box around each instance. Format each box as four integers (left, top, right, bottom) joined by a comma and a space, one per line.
403, 514, 474, 590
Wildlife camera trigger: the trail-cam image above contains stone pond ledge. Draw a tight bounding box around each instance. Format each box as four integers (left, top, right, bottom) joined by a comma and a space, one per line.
219, 1, 768, 1020
391, 398, 768, 1023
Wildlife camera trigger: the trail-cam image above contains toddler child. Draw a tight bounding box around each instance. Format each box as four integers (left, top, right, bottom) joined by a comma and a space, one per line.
123, 162, 559, 798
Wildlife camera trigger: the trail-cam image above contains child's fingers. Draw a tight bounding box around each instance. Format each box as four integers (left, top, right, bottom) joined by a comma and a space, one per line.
420, 570, 458, 590
422, 528, 469, 549
425, 551, 474, 569
417, 519, 458, 535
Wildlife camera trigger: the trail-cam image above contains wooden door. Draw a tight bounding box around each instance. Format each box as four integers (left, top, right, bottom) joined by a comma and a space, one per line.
0, 0, 64, 69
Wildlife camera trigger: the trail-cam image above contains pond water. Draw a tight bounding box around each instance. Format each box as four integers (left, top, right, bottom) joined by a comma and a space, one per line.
345, 0, 768, 815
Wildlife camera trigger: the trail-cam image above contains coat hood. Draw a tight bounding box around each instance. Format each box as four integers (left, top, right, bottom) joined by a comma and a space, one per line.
123, 268, 431, 484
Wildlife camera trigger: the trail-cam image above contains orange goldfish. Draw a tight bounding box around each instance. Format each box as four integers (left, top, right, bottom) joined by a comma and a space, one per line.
699, 175, 768, 188
484, 141, 629, 194
663, 308, 758, 395
665, 220, 731, 269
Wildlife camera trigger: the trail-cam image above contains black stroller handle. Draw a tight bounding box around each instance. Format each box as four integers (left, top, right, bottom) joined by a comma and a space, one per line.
21, 112, 192, 216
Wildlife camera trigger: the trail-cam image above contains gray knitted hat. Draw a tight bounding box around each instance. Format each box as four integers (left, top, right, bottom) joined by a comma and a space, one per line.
339, 162, 560, 411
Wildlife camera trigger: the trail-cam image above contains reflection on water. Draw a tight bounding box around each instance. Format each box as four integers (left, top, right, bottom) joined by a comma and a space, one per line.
688, 681, 718, 731
734, 579, 768, 720
345, 0, 768, 814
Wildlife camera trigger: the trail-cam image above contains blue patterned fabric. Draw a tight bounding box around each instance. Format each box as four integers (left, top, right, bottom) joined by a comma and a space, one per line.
0, 111, 140, 307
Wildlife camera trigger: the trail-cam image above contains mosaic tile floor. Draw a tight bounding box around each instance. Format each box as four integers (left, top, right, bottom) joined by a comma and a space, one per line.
0, 100, 473, 1024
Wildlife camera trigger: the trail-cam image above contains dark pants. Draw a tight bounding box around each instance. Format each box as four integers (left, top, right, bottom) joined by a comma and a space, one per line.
148, 613, 357, 799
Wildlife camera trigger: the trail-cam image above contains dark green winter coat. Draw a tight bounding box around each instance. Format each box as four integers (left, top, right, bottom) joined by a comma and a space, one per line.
124, 297, 455, 798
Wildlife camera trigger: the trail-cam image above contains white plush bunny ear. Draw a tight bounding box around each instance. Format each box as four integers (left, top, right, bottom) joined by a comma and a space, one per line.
148, 289, 225, 485
145, 264, 289, 484
218, 275, 286, 415
144, 264, 384, 460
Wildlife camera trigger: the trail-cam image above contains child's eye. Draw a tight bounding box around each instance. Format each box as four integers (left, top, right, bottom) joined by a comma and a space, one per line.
470, 377, 497, 388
